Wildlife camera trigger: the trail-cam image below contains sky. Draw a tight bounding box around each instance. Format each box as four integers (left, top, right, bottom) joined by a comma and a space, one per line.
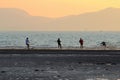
1, 0, 120, 18
0, 0, 120, 31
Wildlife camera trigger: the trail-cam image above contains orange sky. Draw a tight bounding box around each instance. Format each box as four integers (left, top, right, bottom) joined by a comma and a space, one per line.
0, 0, 120, 18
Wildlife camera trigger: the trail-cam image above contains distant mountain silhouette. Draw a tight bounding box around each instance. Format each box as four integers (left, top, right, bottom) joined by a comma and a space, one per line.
0, 8, 53, 31
0, 8, 120, 31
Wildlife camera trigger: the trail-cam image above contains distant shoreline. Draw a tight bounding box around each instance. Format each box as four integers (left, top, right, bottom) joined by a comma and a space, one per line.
0, 48, 120, 53
0, 46, 119, 50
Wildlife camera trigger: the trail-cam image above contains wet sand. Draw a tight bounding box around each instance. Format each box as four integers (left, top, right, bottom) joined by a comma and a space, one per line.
0, 49, 120, 80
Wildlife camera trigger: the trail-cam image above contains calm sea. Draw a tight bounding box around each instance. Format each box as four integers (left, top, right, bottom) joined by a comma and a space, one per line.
0, 31, 120, 49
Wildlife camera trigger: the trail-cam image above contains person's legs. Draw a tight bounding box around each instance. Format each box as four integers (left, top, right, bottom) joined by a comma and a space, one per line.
58, 44, 59, 48
28, 44, 30, 49
60, 44, 62, 48
80, 43, 83, 48
58, 44, 62, 48
27, 44, 29, 49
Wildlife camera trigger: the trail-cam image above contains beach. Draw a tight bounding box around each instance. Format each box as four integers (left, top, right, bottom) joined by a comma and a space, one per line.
0, 49, 120, 80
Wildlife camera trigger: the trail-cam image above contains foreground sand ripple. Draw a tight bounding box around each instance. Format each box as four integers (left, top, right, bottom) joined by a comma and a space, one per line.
0, 49, 120, 80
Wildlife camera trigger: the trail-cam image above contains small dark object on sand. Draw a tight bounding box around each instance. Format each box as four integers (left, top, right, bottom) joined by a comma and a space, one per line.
57, 75, 61, 78
111, 63, 117, 65
50, 67, 54, 69
96, 62, 105, 65
68, 65, 74, 70
105, 68, 109, 71
35, 69, 39, 72
78, 62, 82, 64
1, 71, 6, 73
41, 69, 45, 72
69, 68, 74, 70
106, 62, 117, 65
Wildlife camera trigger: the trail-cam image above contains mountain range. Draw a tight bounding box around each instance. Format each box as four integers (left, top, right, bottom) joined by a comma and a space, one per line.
0, 8, 120, 31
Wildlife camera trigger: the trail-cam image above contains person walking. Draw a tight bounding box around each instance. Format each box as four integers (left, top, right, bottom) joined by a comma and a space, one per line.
79, 38, 84, 48
57, 38, 62, 48
25, 37, 30, 49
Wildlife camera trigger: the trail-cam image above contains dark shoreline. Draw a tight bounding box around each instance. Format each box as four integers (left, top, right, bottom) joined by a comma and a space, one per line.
0, 49, 120, 55
0, 49, 120, 63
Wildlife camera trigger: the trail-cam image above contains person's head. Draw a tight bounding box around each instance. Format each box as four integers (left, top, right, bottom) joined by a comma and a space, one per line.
26, 37, 28, 39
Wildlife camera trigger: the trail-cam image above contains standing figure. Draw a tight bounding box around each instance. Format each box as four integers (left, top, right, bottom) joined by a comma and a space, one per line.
26, 37, 30, 49
57, 38, 62, 48
79, 38, 84, 48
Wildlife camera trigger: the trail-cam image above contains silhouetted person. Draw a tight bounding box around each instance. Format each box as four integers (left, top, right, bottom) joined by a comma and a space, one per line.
57, 38, 62, 48
79, 38, 84, 48
101, 41, 106, 47
26, 37, 30, 49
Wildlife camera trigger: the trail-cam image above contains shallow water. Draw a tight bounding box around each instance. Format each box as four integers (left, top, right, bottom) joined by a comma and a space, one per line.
0, 31, 120, 48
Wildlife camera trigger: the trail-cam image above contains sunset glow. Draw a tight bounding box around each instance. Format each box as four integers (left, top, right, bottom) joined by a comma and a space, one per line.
0, 0, 120, 31
0, 0, 120, 18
